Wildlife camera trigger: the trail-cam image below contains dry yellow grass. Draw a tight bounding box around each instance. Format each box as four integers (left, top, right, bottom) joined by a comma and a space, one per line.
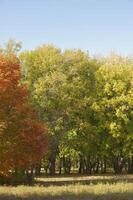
0, 175, 132, 200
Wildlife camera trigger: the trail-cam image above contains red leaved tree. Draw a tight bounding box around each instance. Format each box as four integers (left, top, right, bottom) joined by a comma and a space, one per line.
0, 53, 47, 177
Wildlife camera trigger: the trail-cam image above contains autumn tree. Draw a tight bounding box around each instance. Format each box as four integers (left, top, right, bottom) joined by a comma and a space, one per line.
0, 53, 47, 179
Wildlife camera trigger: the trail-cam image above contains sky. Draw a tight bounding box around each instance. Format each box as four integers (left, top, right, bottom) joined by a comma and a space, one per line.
0, 0, 133, 55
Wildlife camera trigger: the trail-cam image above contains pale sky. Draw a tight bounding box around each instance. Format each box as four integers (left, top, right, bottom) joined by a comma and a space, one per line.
0, 0, 133, 55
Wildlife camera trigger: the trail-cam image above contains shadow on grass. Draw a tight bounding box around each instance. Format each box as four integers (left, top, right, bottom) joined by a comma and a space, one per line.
35, 177, 133, 187
0, 192, 133, 200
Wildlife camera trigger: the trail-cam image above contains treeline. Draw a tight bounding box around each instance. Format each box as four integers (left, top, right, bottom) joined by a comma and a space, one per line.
19, 44, 133, 175
0, 41, 133, 181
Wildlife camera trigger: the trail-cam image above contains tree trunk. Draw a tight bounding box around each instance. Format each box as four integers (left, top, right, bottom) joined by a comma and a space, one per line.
95, 158, 100, 174
35, 163, 41, 176
128, 156, 133, 174
49, 157, 56, 175
79, 155, 83, 174
58, 158, 62, 175
63, 156, 71, 174
84, 157, 91, 174
114, 156, 123, 174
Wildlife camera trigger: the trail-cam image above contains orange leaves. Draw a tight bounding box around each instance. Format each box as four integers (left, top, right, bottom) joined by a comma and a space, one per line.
0, 54, 20, 91
0, 53, 47, 175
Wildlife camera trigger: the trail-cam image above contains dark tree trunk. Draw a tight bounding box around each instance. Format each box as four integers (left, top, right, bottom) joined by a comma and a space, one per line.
49, 156, 56, 175
79, 155, 84, 174
58, 158, 62, 175
128, 156, 133, 174
48, 136, 59, 176
35, 163, 41, 176
63, 156, 71, 174
95, 158, 100, 174
84, 157, 91, 175
113, 156, 124, 174
26, 170, 33, 185
67, 157, 71, 174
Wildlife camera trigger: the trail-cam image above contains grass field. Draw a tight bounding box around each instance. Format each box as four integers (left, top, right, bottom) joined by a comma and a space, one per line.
0, 175, 132, 200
